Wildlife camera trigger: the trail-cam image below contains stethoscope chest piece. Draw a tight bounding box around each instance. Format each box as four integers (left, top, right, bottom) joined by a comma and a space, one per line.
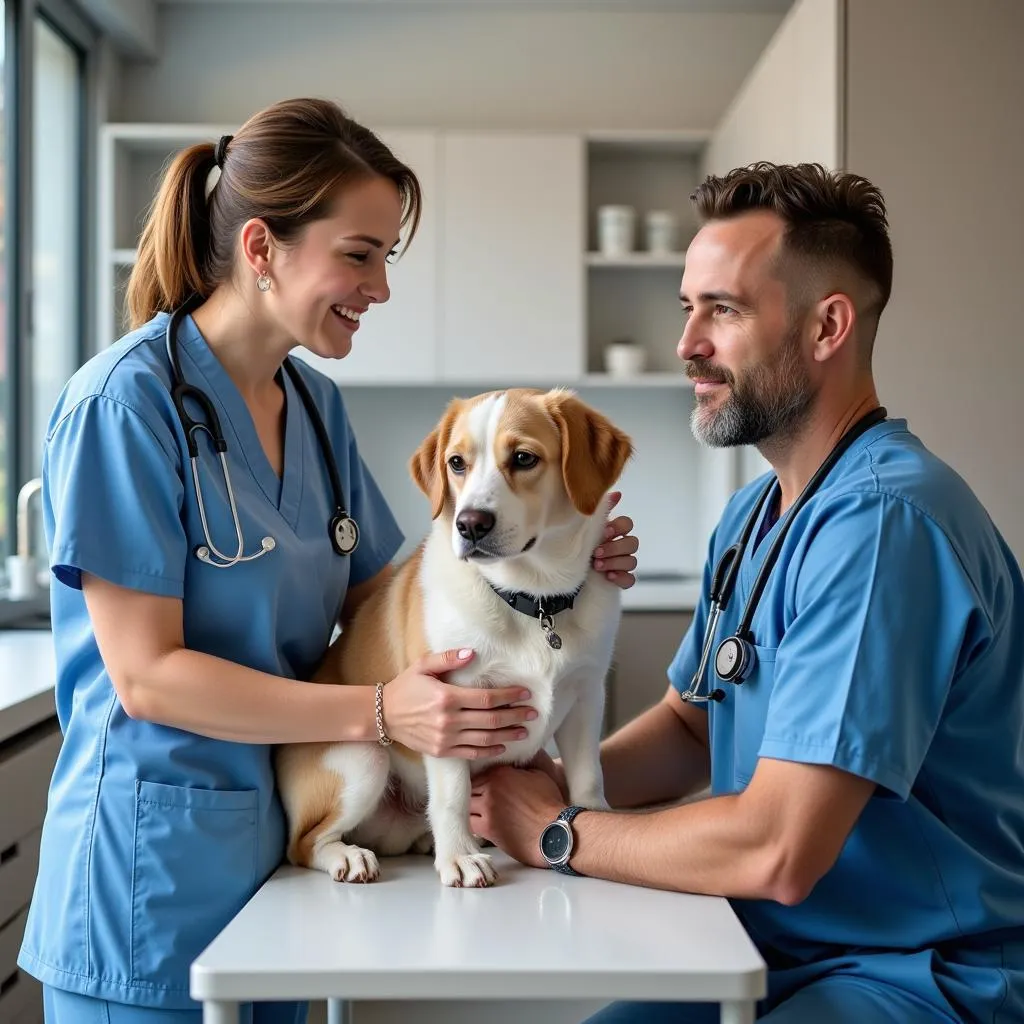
331, 512, 360, 557
715, 634, 754, 683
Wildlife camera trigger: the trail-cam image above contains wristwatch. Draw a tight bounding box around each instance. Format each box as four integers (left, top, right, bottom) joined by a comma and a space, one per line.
539, 805, 586, 876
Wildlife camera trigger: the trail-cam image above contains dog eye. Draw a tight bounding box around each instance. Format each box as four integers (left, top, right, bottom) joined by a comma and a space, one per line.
511, 451, 539, 470
447, 454, 466, 474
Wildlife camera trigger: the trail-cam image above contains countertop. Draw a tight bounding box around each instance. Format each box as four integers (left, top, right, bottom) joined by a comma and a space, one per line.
0, 630, 57, 742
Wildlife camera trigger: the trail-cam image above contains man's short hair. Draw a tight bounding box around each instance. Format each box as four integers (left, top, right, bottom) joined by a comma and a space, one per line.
690, 162, 894, 326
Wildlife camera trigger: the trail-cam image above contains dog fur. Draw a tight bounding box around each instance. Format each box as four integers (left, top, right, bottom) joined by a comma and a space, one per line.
274, 387, 633, 887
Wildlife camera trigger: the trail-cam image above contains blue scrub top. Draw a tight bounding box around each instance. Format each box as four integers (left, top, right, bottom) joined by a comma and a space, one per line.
18, 312, 403, 1009
668, 419, 1024, 972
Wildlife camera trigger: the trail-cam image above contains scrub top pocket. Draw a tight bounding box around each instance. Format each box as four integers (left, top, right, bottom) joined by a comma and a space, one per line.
732, 644, 778, 787
130, 779, 258, 988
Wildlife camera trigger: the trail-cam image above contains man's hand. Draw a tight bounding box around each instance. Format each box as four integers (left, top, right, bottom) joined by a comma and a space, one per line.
469, 765, 566, 869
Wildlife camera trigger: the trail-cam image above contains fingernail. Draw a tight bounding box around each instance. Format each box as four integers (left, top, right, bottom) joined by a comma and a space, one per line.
518, 689, 532, 700
526, 709, 539, 720
458, 648, 473, 659
516, 729, 528, 739
605, 526, 614, 538
594, 547, 604, 558
594, 559, 604, 569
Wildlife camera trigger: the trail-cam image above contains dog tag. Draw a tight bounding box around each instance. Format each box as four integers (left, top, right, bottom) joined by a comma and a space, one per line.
539, 613, 562, 650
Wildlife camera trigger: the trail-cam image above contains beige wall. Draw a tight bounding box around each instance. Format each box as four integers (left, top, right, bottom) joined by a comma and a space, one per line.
114, 4, 782, 130
845, 0, 1024, 561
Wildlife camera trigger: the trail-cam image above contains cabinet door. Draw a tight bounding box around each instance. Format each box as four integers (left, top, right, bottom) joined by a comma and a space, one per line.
296, 130, 440, 384
439, 132, 585, 384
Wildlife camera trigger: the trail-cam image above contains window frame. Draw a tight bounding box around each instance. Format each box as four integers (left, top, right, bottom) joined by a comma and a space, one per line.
0, 0, 97, 621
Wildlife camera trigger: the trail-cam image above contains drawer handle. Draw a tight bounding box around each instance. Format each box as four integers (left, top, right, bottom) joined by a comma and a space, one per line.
0, 842, 17, 865
0, 970, 17, 997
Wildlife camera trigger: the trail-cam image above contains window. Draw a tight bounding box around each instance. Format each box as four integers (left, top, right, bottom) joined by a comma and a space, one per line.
32, 14, 82, 461
0, 1, 8, 570
0, 0, 94, 614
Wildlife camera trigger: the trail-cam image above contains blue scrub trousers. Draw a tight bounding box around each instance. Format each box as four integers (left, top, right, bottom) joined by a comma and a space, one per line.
581, 948, 1023, 1024
43, 986, 308, 1024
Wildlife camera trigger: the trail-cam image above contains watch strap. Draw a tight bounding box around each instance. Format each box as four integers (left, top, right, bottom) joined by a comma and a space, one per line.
551, 805, 586, 876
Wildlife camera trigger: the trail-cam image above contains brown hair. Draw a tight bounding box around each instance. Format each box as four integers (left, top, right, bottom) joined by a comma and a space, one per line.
125, 97, 422, 331
690, 161, 893, 326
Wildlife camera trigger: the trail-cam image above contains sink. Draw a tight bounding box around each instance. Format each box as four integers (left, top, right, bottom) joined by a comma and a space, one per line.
0, 599, 52, 631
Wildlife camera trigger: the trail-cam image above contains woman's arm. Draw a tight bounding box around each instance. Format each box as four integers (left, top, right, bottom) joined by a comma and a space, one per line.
340, 563, 393, 624
84, 572, 535, 753
84, 573, 379, 745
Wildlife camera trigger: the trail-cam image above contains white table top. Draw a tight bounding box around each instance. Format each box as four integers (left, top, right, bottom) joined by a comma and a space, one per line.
0, 630, 57, 742
191, 851, 765, 1004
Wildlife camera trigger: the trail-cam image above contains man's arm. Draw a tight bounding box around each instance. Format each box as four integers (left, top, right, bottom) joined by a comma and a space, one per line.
471, 755, 873, 904
598, 685, 710, 809
570, 757, 873, 901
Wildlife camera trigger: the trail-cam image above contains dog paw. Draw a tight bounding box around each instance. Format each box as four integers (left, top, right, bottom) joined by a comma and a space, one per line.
326, 844, 380, 883
437, 852, 497, 888
413, 833, 435, 856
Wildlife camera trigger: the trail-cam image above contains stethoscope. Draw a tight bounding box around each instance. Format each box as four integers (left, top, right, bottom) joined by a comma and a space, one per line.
165, 294, 360, 568
681, 405, 888, 703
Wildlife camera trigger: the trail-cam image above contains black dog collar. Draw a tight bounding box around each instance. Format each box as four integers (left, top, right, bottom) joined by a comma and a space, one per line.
489, 584, 582, 650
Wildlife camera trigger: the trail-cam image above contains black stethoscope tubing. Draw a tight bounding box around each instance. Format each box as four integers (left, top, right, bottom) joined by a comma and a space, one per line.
165, 293, 360, 561
684, 405, 888, 702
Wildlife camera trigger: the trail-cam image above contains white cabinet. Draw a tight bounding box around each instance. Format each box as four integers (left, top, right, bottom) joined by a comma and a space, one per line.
438, 132, 585, 383
297, 130, 441, 386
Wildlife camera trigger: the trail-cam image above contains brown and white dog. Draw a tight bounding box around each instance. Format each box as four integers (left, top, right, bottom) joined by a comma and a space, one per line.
274, 387, 633, 887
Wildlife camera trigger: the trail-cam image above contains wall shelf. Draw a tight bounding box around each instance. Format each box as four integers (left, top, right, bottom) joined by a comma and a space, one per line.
586, 252, 685, 269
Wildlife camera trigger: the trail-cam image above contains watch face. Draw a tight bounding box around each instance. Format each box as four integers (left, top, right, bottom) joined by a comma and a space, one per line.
541, 822, 570, 863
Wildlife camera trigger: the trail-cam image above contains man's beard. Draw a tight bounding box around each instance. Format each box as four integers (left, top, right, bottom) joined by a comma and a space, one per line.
688, 325, 816, 449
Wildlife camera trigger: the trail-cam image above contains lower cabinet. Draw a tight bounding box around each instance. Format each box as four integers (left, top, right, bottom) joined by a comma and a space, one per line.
605, 609, 694, 735
0, 715, 61, 1024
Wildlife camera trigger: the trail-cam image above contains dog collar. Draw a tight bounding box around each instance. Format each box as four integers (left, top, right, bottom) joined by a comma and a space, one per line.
489, 584, 582, 650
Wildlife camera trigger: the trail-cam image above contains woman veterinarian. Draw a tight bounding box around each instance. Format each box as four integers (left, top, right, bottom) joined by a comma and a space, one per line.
17, 97, 640, 1024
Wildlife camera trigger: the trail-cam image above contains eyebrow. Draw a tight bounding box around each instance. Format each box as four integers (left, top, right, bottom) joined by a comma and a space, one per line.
679, 289, 749, 307
343, 234, 401, 249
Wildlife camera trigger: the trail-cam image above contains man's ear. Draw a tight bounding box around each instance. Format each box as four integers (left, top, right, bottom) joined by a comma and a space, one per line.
544, 390, 634, 516
409, 401, 460, 519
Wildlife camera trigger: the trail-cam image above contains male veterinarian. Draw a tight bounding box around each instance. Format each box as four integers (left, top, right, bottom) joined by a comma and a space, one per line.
469, 162, 1024, 1024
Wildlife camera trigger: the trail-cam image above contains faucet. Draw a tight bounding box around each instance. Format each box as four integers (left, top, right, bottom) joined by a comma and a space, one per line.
8, 477, 43, 600
17, 477, 43, 561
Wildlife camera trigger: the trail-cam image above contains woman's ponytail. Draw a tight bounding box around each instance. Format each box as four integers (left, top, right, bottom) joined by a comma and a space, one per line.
124, 142, 216, 331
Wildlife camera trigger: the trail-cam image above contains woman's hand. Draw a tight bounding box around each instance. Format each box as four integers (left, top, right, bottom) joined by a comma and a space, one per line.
592, 491, 639, 589
381, 648, 536, 759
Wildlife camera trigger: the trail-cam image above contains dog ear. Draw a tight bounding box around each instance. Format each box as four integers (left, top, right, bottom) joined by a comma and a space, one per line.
409, 401, 460, 519
545, 390, 634, 516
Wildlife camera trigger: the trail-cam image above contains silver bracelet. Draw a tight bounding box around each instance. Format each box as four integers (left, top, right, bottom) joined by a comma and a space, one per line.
375, 683, 393, 746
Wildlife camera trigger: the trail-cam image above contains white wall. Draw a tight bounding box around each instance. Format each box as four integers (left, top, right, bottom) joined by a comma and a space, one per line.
701, 0, 842, 176
845, 0, 1024, 562
114, 4, 782, 129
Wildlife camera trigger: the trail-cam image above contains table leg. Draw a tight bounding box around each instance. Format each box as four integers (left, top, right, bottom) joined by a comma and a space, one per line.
327, 998, 351, 1024
203, 1000, 240, 1024
720, 1000, 755, 1024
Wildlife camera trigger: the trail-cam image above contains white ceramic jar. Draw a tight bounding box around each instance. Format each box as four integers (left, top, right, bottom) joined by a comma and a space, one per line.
597, 205, 636, 256
645, 210, 679, 253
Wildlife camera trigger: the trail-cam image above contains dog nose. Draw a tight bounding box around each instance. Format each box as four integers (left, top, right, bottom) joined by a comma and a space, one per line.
456, 508, 496, 542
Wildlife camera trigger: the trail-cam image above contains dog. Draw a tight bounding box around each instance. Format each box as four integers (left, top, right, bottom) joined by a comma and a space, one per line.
274, 387, 633, 887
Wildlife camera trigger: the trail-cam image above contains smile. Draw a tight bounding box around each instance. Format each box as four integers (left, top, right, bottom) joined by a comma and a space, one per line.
331, 305, 362, 324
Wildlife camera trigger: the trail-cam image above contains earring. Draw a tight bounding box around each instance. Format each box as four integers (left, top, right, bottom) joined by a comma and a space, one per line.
256, 271, 272, 293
